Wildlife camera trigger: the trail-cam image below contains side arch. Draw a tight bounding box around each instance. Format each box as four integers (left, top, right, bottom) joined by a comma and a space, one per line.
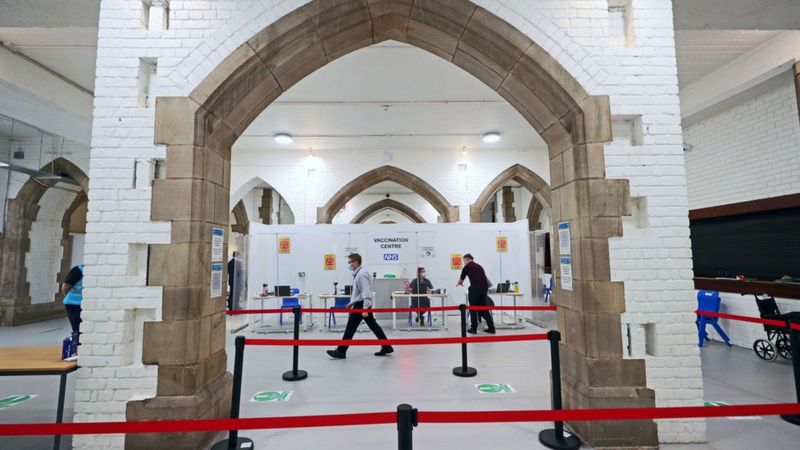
0, 157, 88, 326
230, 200, 249, 234
470, 164, 551, 226
317, 166, 457, 224
350, 198, 426, 224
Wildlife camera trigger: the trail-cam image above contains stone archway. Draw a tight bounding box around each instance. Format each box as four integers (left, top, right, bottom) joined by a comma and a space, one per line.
470, 164, 551, 230
146, 1, 652, 448
350, 198, 426, 224
318, 166, 455, 224
230, 199, 249, 234
0, 158, 89, 326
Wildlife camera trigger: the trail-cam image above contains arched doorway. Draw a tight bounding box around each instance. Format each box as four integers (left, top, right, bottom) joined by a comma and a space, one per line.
0, 158, 89, 326
317, 166, 456, 223
350, 198, 426, 224
470, 164, 551, 230
144, 1, 651, 447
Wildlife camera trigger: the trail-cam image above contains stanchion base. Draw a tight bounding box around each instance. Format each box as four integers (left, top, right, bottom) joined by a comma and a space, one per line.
452, 366, 477, 377
210, 437, 255, 450
282, 369, 308, 381
538, 429, 581, 450
781, 414, 800, 426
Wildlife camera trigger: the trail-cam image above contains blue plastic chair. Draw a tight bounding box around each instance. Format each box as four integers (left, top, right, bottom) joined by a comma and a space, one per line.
543, 277, 553, 303
408, 302, 433, 327
328, 297, 350, 328
279, 297, 302, 327
696, 290, 732, 348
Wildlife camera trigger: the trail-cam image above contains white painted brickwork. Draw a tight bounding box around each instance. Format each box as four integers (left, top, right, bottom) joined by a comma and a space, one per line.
78, 1, 703, 447
684, 76, 800, 210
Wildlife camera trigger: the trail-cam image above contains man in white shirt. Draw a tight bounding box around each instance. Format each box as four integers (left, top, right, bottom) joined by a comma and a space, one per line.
326, 253, 394, 359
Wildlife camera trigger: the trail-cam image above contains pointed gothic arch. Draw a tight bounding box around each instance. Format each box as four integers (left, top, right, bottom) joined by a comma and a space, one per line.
145, 1, 648, 447
230, 200, 249, 234
318, 166, 455, 224
0, 158, 88, 326
470, 164, 551, 229
350, 198, 426, 224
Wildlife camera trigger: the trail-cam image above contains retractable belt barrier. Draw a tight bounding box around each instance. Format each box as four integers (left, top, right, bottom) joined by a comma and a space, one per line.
695, 309, 800, 331
227, 305, 557, 315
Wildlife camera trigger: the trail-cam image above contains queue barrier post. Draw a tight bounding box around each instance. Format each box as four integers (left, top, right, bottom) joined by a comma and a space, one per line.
282, 306, 308, 381
397, 403, 418, 450
452, 304, 477, 377
539, 330, 581, 450
211, 336, 254, 450
781, 313, 800, 426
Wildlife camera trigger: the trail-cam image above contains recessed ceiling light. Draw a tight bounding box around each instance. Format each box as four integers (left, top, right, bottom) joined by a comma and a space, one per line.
274, 133, 293, 144
482, 132, 501, 143
0, 161, 8, 168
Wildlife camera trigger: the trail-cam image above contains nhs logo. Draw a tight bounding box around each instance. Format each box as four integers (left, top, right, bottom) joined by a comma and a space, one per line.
383, 253, 400, 261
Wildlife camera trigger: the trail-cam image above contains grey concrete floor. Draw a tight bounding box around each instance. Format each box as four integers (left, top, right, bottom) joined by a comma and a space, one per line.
0, 316, 798, 450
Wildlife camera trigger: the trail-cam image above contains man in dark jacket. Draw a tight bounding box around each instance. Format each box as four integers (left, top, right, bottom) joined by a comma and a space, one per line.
456, 254, 495, 334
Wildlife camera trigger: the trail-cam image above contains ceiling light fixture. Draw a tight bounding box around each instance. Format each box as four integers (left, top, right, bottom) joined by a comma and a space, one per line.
461, 146, 467, 156
482, 132, 501, 143
0, 161, 8, 168
274, 133, 293, 144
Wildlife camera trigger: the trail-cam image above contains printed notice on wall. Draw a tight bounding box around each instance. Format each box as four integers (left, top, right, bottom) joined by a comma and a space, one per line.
559, 257, 572, 291
211, 227, 224, 262
345, 246, 359, 255
558, 222, 571, 255
496, 236, 508, 253
420, 246, 435, 258
210, 263, 223, 298
323, 254, 336, 271
278, 237, 291, 254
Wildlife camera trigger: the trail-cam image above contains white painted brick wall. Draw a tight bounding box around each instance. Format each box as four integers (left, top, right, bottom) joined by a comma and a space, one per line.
79, 0, 703, 446
332, 193, 440, 224
684, 75, 800, 210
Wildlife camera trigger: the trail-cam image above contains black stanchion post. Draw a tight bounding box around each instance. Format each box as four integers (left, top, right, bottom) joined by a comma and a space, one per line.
283, 306, 308, 381
211, 336, 254, 450
539, 330, 580, 450
397, 403, 418, 450
452, 304, 477, 377
781, 314, 800, 426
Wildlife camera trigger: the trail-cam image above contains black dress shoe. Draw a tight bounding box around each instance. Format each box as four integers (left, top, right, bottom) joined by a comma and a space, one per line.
326, 350, 346, 359
375, 347, 394, 356
466, 328, 478, 334
484, 328, 496, 334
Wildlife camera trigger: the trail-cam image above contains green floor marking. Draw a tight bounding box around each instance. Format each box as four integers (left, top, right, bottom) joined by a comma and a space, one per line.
0, 395, 36, 411
251, 391, 293, 402
476, 383, 515, 394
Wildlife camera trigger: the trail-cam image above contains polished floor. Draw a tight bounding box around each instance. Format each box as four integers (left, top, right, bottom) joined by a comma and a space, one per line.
1, 315, 798, 449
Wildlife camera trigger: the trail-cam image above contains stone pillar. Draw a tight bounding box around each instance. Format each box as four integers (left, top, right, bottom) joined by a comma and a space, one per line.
502, 186, 516, 222
259, 188, 272, 224
127, 97, 231, 449
549, 98, 658, 448
0, 200, 38, 325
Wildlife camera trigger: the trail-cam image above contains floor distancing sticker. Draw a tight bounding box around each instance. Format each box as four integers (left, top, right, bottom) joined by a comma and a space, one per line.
250, 391, 293, 402
475, 384, 515, 394
705, 401, 762, 420
0, 395, 36, 411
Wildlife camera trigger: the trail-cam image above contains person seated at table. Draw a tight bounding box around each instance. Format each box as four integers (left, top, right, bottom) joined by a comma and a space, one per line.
408, 267, 434, 325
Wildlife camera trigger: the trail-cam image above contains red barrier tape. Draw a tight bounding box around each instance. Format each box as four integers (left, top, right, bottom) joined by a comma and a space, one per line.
695, 310, 800, 331
0, 411, 396, 436
2, 403, 799, 437
469, 305, 557, 311
418, 402, 800, 423
228, 305, 556, 315
245, 333, 548, 347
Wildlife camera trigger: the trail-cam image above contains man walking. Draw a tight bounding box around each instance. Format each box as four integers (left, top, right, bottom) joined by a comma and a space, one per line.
227, 251, 243, 310
457, 253, 496, 334
327, 253, 393, 359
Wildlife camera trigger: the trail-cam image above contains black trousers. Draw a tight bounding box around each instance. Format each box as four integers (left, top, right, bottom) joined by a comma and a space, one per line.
65, 304, 82, 334
337, 301, 391, 353
468, 285, 495, 331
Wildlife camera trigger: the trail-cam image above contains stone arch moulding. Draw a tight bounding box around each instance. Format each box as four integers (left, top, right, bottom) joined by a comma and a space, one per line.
147, 0, 650, 448
350, 198, 426, 224
318, 165, 456, 224
470, 164, 552, 229
230, 199, 249, 234
0, 157, 88, 326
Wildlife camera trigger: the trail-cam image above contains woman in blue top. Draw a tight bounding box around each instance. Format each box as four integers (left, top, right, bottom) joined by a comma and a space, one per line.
62, 264, 84, 335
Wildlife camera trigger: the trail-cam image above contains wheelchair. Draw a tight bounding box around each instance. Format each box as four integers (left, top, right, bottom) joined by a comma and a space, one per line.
751, 294, 792, 362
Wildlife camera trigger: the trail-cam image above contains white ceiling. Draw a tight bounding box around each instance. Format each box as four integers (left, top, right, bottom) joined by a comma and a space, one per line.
234, 41, 546, 153
675, 30, 783, 87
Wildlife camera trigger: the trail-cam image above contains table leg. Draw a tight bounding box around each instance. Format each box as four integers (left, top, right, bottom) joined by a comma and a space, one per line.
54, 372, 67, 450
513, 295, 518, 326
441, 296, 446, 329
392, 296, 397, 330
324, 298, 329, 329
